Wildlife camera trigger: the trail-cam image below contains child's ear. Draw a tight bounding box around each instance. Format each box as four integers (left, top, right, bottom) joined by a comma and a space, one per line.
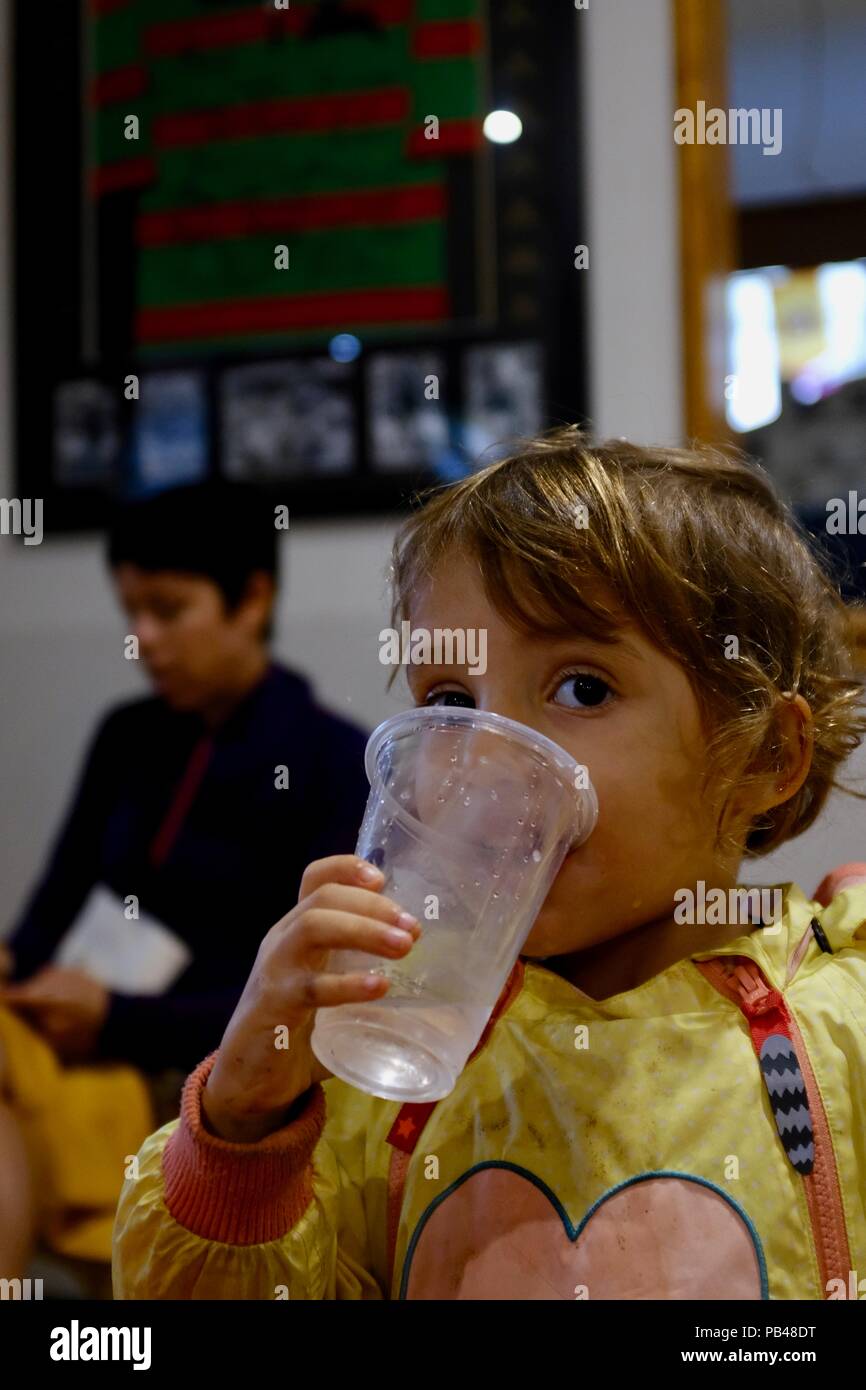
762, 692, 814, 810
718, 692, 814, 848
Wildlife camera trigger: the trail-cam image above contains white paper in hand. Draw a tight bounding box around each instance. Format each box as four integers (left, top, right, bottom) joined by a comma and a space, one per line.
54, 884, 192, 994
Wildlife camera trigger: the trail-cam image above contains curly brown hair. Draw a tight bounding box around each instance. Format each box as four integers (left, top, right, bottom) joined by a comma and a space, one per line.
388, 425, 866, 858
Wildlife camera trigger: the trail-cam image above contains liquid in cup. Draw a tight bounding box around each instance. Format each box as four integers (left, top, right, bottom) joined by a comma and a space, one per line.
310, 707, 598, 1102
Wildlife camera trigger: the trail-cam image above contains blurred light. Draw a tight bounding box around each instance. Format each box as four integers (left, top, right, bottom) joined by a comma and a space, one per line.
790, 371, 824, 406
726, 272, 782, 432
812, 260, 866, 391
329, 333, 362, 363
483, 110, 523, 145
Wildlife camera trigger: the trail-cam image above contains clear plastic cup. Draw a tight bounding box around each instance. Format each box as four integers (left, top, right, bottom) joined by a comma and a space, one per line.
310, 706, 598, 1102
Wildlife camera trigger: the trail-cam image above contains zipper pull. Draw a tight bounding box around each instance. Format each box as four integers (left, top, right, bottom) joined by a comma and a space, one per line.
733, 962, 778, 1013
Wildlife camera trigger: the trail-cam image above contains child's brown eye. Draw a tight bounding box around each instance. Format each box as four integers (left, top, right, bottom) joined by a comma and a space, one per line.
424, 689, 475, 709
553, 674, 612, 709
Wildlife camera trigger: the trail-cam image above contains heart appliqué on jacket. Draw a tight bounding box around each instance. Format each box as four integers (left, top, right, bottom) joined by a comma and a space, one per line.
400, 1164, 766, 1299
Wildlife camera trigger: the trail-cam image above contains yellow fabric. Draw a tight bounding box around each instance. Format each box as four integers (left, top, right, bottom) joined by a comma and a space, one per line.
112, 882, 866, 1300
0, 1005, 154, 1261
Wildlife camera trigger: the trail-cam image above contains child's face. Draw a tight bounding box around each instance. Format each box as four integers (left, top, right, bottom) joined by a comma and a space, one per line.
406, 557, 739, 960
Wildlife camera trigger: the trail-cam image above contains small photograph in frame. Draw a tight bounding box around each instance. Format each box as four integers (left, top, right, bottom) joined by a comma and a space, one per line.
463, 342, 545, 463
52, 379, 121, 487
367, 350, 450, 472
128, 371, 209, 494
221, 359, 356, 480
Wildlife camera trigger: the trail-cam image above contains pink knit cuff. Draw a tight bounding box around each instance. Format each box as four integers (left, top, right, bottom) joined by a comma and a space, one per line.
161, 1051, 327, 1246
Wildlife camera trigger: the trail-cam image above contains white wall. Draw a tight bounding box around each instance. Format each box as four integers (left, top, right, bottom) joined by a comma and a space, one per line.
580, 0, 684, 444
2, 0, 861, 929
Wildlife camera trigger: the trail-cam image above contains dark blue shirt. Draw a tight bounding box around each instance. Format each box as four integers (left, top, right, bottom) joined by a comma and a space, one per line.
7, 663, 371, 1072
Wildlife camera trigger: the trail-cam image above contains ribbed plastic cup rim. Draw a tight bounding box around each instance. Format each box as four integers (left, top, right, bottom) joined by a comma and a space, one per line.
364, 706, 598, 845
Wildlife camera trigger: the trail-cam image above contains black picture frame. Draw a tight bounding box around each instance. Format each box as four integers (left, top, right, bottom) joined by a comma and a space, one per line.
13, 1, 587, 531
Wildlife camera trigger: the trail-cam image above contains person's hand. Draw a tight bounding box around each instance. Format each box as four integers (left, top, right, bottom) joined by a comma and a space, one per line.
0, 943, 13, 982
202, 855, 421, 1144
0, 966, 110, 1062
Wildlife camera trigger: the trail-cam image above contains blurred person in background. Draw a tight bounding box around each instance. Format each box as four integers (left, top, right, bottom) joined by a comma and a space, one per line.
0, 480, 370, 1286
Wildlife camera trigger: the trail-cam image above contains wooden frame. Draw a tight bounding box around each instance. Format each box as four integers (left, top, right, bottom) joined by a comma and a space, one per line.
673, 0, 736, 446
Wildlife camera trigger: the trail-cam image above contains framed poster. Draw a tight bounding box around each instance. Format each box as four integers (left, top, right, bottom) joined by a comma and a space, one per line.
14, 0, 586, 529
221, 358, 357, 480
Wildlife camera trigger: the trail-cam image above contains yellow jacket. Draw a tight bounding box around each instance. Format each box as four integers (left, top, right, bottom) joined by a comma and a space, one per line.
0, 1005, 153, 1262
112, 882, 866, 1300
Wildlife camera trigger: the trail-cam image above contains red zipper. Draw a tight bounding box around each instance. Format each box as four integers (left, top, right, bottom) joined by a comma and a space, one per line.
697, 955, 851, 1297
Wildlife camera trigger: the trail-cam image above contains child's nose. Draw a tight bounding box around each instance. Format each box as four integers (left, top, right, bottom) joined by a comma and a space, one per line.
472, 694, 533, 729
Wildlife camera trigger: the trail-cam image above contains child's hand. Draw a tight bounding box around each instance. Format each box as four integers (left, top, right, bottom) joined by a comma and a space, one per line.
202, 855, 420, 1143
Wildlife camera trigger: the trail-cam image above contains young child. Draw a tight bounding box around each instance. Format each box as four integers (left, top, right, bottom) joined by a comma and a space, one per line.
113, 428, 866, 1300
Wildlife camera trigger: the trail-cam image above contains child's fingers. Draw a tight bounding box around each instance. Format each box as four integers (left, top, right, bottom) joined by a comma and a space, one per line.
298, 908, 419, 962
298, 854, 385, 902
297, 882, 420, 935
295, 970, 390, 1009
